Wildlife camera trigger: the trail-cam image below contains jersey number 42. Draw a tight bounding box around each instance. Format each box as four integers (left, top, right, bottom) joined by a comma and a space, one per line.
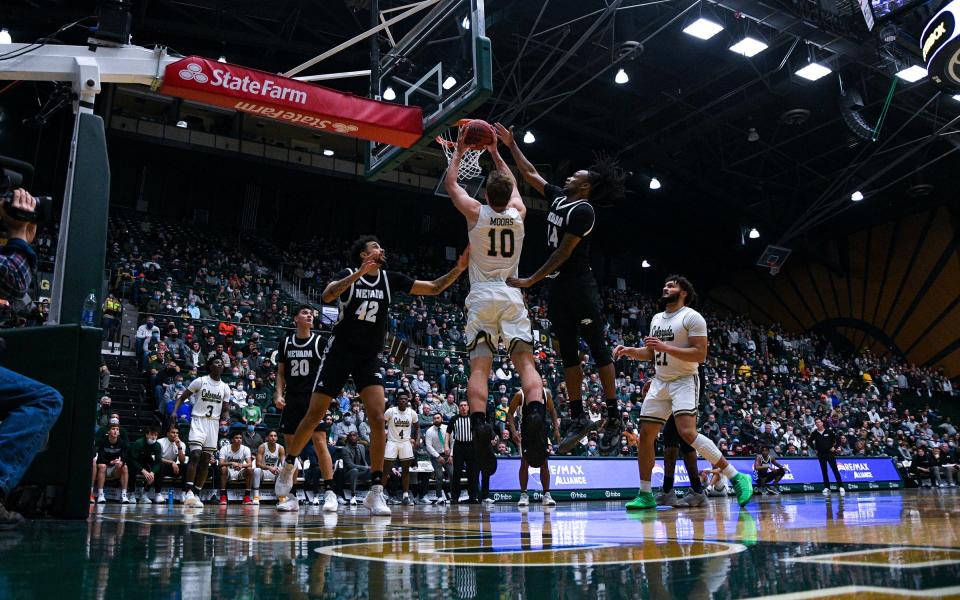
355, 300, 380, 322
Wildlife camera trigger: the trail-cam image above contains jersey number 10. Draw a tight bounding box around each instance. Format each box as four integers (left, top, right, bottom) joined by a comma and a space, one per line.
487, 228, 515, 258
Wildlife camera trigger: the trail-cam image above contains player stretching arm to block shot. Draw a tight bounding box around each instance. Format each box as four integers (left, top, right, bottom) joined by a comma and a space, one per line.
613, 276, 753, 510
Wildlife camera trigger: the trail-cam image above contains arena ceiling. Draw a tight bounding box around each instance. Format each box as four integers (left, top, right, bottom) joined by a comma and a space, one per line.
3, 1, 958, 281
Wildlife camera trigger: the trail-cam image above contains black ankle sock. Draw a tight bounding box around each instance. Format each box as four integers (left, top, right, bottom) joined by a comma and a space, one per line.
323, 479, 334, 492
184, 482, 195, 493
569, 399, 585, 419
371, 471, 383, 486
604, 397, 620, 420
284, 454, 297, 465
220, 489, 226, 496
663, 475, 674, 493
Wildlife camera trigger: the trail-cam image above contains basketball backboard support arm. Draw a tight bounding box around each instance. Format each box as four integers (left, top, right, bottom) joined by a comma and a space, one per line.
0, 43, 180, 324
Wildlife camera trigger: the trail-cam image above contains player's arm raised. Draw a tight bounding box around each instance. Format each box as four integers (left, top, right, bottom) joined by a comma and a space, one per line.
444, 132, 482, 226
507, 233, 581, 289
409, 247, 470, 296
495, 123, 547, 196
321, 261, 377, 303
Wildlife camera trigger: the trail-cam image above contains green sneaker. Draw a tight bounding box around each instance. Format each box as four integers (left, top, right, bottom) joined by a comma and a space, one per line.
731, 473, 754, 507
625, 491, 657, 511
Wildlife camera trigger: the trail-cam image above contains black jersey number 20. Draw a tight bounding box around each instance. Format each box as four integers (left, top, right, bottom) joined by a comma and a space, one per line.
487, 228, 515, 258
289, 359, 310, 377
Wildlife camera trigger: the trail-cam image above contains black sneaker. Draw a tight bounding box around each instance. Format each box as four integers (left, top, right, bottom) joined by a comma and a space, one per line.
558, 415, 599, 455
597, 417, 623, 455
473, 421, 497, 475
522, 409, 547, 468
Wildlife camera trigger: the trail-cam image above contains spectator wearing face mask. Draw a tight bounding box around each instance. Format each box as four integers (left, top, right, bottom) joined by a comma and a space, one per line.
411, 371, 431, 398
334, 411, 359, 445
241, 421, 263, 454
127, 427, 163, 503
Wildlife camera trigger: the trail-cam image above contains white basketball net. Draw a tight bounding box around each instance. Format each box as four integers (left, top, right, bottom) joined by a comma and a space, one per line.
436, 127, 485, 181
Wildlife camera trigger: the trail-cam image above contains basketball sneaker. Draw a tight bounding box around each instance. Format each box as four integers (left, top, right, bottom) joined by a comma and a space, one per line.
625, 491, 657, 510
543, 492, 556, 506
155, 493, 167, 503
183, 491, 204, 508
597, 417, 623, 456
251, 496, 260, 506
219, 494, 228, 505
517, 492, 530, 507
243, 495, 253, 505
121, 491, 131, 504
676, 491, 707, 507
473, 421, 497, 475
323, 491, 339, 512
96, 491, 107, 504
839, 487, 846, 497
277, 497, 299, 512
655, 489, 680, 507
402, 493, 413, 506
363, 485, 391, 516
822, 487, 830, 496
558, 415, 599, 455
349, 497, 358, 506
140, 493, 153, 504
311, 495, 321, 506
274, 462, 296, 499
731, 473, 754, 507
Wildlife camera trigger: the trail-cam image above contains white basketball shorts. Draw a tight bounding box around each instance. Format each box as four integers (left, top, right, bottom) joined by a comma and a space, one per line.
465, 284, 533, 355
188, 417, 220, 452
639, 374, 700, 423
385, 440, 414, 462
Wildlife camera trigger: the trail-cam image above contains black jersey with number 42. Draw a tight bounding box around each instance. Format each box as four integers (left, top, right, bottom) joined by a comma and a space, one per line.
278, 333, 324, 397
541, 183, 596, 281
332, 268, 414, 351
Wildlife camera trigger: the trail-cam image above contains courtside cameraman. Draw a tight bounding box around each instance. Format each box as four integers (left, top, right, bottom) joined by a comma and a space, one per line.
0, 188, 64, 528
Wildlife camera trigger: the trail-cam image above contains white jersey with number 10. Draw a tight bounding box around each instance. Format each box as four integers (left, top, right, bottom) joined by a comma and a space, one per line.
468, 204, 524, 285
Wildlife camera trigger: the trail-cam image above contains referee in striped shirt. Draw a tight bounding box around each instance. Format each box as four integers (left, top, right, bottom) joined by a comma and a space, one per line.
444, 401, 479, 503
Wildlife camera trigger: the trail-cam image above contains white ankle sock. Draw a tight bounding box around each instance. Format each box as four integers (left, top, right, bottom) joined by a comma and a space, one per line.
722, 465, 738, 479
639, 480, 652, 493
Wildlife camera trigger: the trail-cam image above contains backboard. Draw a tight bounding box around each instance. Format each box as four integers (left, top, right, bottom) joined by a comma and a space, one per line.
365, 0, 492, 180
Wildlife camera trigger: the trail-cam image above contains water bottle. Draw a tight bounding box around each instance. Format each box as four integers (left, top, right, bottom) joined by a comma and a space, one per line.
81, 290, 98, 326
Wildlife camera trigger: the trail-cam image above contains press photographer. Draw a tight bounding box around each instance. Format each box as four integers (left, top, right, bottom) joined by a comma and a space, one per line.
0, 174, 64, 528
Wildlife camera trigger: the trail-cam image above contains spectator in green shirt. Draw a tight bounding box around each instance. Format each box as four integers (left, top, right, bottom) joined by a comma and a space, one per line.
241, 400, 262, 430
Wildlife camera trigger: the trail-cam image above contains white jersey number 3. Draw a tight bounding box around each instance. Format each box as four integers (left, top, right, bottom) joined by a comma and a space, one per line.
355, 300, 380, 322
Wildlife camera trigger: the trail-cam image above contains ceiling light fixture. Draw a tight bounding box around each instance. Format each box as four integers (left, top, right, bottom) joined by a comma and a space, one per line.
323, 149, 335, 157
614, 68, 629, 84
795, 62, 832, 81
462, 16, 470, 30
523, 130, 536, 144
895, 65, 927, 83
176, 120, 188, 129
851, 190, 864, 202
649, 177, 661, 190
382, 86, 396, 101
748, 228, 760, 239
641, 260, 651, 268
683, 17, 724, 40
729, 36, 768, 57
442, 76, 457, 90
218, 55, 227, 63
0, 29, 11, 45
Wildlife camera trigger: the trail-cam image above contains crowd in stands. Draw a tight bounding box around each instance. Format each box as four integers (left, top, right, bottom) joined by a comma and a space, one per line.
91, 212, 958, 501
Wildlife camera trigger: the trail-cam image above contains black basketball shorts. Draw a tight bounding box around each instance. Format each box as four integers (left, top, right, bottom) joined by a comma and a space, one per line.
313, 337, 383, 398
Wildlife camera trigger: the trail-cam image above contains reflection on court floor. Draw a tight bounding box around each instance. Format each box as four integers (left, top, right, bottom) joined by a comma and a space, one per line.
1, 490, 958, 599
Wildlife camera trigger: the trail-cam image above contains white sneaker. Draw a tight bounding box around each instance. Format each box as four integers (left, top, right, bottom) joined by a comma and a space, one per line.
311, 495, 321, 506
155, 493, 167, 504
349, 497, 358, 506
277, 497, 300, 512
517, 493, 529, 507
543, 492, 556, 506
323, 490, 339, 512
274, 463, 297, 498
183, 491, 204, 508
121, 492, 132, 504
839, 487, 846, 496
140, 494, 153, 504
822, 488, 830, 496
96, 492, 107, 504
436, 496, 447, 505
251, 496, 260, 506
363, 485, 391, 516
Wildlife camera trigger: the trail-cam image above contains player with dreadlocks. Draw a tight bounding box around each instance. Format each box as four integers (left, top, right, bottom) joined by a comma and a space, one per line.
496, 123, 627, 455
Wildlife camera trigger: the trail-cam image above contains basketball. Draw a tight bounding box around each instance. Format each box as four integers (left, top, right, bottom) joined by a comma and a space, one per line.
461, 119, 496, 150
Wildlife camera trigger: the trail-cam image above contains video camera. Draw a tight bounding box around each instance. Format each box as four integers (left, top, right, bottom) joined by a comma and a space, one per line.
0, 155, 55, 224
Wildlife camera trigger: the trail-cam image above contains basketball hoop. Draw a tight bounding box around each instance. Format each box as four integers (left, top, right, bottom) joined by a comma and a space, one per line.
435, 119, 486, 181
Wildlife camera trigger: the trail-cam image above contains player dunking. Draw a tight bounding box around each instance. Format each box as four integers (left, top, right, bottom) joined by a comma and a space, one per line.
444, 131, 547, 476
274, 305, 338, 512
497, 124, 627, 454
274, 236, 469, 515
171, 356, 232, 508
613, 276, 753, 509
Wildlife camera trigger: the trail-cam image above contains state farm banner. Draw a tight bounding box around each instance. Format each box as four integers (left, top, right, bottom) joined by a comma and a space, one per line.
158, 56, 422, 147
489, 456, 901, 493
